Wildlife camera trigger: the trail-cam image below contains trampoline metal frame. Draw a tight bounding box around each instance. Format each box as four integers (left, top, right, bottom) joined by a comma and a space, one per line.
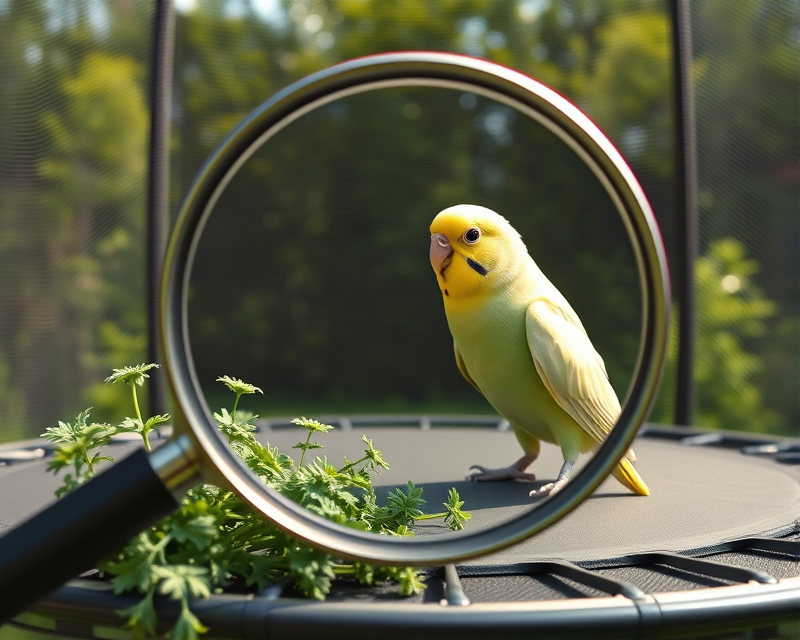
4, 424, 799, 639
15, 550, 800, 640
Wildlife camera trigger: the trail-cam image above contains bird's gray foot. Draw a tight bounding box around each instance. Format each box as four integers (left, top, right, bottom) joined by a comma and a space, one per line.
529, 461, 574, 499
467, 454, 537, 482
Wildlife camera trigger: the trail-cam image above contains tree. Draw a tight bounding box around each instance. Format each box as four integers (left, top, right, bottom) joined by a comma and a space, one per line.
650, 239, 780, 432
0, 2, 151, 439
178, 0, 667, 413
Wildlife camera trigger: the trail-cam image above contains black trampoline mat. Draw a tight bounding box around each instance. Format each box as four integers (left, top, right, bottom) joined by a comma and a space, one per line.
258, 427, 800, 564
1, 428, 798, 566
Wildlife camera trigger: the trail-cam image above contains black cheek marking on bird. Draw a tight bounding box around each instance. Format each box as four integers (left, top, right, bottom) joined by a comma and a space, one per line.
467, 258, 489, 277
444, 289, 449, 296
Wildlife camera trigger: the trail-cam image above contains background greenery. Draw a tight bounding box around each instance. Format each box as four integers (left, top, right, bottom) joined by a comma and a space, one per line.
0, 0, 796, 441
188, 86, 642, 418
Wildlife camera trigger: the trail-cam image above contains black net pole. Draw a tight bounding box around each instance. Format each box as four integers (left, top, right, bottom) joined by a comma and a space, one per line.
669, 0, 698, 426
146, 0, 175, 417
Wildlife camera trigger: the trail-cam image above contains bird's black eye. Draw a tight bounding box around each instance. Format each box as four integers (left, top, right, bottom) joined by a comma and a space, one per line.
464, 227, 481, 244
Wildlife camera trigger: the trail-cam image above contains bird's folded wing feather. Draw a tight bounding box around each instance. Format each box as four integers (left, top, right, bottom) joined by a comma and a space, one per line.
525, 299, 626, 450
455, 343, 483, 395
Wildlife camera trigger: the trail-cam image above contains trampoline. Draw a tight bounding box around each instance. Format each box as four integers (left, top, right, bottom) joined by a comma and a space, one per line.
0, 1, 797, 639
2, 422, 799, 639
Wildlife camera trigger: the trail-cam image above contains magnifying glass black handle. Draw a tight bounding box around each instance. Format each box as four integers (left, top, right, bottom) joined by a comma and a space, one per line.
0, 447, 180, 623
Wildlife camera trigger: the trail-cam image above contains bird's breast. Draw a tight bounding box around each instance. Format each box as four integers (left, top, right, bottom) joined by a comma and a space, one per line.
445, 296, 563, 442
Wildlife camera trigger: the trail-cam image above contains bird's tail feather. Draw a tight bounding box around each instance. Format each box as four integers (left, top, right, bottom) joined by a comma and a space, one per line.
612, 458, 650, 496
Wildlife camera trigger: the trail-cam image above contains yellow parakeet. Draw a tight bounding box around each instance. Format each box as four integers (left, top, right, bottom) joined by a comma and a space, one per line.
429, 204, 649, 498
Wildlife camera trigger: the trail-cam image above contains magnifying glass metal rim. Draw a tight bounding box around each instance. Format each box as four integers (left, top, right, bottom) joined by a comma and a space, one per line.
160, 50, 670, 566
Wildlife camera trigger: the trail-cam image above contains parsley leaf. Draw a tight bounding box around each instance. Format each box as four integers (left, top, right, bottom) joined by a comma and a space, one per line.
45, 365, 471, 640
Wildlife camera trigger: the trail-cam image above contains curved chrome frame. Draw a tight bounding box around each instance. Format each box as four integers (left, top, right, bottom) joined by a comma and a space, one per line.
159, 51, 670, 565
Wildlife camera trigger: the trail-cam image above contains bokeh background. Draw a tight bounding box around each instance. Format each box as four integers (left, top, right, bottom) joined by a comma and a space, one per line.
0, 0, 796, 441
188, 86, 641, 417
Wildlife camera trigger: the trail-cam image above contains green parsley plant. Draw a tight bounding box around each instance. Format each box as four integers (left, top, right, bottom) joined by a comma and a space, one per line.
41, 365, 471, 640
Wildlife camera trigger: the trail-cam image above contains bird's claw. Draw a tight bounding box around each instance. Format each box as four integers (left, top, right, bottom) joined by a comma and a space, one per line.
529, 478, 568, 500
466, 465, 536, 482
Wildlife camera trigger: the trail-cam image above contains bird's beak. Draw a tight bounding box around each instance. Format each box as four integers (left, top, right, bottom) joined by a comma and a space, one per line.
430, 233, 453, 278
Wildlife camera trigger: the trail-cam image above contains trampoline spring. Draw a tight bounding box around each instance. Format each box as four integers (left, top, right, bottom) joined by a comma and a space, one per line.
442, 564, 470, 606
618, 551, 778, 585
533, 560, 647, 601
724, 537, 800, 559
453, 561, 646, 601
741, 442, 800, 456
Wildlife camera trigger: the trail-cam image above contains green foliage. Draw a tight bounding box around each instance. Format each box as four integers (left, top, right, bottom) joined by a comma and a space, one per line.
105, 364, 160, 387
46, 367, 471, 639
290, 416, 334, 465
215, 376, 263, 398
688, 1, 798, 430
443, 487, 472, 531
41, 49, 151, 426
693, 239, 779, 431
183, 0, 658, 419
0, 4, 152, 439
105, 364, 163, 451
1, 0, 795, 441
583, 10, 673, 178
650, 239, 780, 432
40, 409, 115, 497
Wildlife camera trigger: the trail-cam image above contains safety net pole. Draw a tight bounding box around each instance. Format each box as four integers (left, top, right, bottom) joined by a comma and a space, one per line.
146, 0, 176, 417
669, 0, 698, 427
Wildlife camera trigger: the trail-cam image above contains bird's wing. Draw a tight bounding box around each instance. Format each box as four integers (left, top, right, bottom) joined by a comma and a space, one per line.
525, 298, 622, 446
455, 343, 483, 395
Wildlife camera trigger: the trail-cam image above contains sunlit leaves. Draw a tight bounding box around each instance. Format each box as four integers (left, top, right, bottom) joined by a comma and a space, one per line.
171, 604, 209, 640
216, 376, 263, 397
291, 416, 334, 433
291, 417, 334, 466
287, 546, 335, 601
394, 567, 426, 597
118, 589, 157, 640
154, 565, 212, 602
103, 363, 167, 451
386, 481, 426, 525
41, 408, 115, 496
360, 435, 389, 473
47, 367, 470, 640
444, 487, 471, 531
105, 363, 160, 387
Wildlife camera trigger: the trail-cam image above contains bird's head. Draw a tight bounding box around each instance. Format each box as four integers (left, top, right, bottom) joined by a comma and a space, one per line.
429, 204, 525, 302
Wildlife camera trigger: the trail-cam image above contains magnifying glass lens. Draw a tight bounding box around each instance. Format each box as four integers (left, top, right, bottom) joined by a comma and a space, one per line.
0, 53, 668, 621
187, 84, 643, 538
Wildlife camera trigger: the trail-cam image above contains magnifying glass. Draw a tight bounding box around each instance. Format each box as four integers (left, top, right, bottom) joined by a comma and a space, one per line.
0, 51, 669, 620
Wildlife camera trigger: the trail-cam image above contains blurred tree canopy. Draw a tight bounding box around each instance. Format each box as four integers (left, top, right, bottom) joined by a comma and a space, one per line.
0, 0, 795, 439
0, 0, 152, 439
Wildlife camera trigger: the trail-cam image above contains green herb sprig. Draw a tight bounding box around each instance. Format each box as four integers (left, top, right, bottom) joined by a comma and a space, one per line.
104, 363, 166, 452
41, 408, 114, 497
42, 365, 471, 640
